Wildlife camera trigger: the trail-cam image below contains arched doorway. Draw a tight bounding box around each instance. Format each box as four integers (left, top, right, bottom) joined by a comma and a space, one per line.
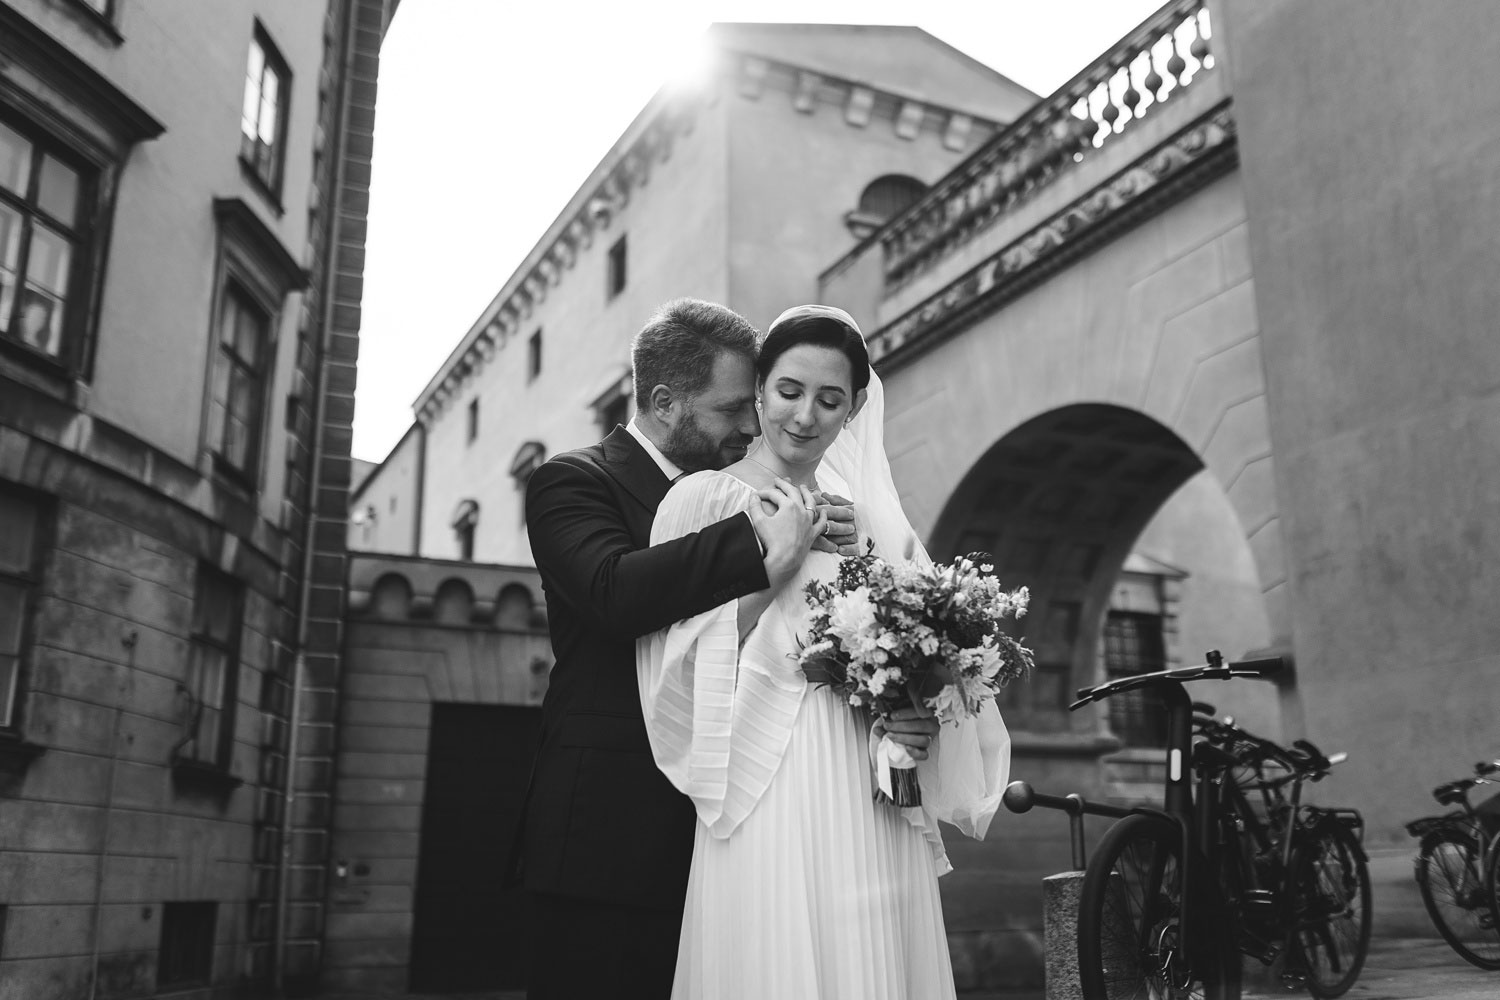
929, 403, 1278, 749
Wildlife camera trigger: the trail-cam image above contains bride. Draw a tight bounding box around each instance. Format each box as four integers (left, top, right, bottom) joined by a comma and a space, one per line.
636, 305, 1012, 998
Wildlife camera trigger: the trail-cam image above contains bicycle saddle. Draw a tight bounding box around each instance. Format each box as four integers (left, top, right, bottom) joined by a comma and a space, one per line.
1432, 779, 1476, 805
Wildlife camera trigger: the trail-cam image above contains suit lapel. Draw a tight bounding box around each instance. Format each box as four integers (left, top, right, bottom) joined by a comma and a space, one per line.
599, 425, 673, 514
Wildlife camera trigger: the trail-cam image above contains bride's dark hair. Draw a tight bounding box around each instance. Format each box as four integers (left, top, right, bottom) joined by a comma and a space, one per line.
756, 315, 871, 392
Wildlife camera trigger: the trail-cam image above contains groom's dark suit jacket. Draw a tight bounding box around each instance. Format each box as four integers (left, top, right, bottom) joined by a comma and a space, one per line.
519, 426, 768, 910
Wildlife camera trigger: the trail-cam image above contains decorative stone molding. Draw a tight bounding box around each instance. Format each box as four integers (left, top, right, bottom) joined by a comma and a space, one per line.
793, 71, 820, 114
894, 101, 924, 140
869, 105, 1238, 370
739, 56, 769, 98
867, 0, 1216, 288
346, 553, 546, 629
414, 43, 1009, 428
845, 86, 874, 127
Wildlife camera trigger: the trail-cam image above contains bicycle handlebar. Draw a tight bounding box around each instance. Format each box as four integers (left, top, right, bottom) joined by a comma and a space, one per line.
1069, 651, 1286, 711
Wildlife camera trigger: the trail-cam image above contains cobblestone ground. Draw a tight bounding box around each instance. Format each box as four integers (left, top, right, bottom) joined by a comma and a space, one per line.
317, 937, 1496, 1000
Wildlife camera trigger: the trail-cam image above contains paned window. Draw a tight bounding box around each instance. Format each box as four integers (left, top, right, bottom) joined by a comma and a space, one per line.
1102, 610, 1170, 746
240, 27, 290, 197
0, 118, 90, 365
158, 901, 216, 988
0, 488, 46, 730
181, 568, 243, 767
211, 283, 272, 483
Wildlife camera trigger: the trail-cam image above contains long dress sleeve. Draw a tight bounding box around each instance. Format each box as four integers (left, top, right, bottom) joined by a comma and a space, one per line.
636, 471, 808, 839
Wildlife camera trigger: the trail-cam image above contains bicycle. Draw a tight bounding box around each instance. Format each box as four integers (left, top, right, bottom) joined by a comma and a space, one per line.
1405, 758, 1500, 969
1067, 650, 1371, 999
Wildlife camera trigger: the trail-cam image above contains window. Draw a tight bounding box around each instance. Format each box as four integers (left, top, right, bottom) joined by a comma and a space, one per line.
607, 235, 627, 299
206, 198, 305, 491
528, 329, 542, 381
466, 398, 479, 443
510, 441, 546, 490
179, 567, 243, 768
845, 174, 928, 239
240, 26, 290, 198
158, 901, 216, 988
599, 394, 629, 433
210, 283, 272, 483
1102, 611, 1169, 746
451, 500, 478, 561
0, 487, 47, 731
0, 118, 93, 367
590, 369, 633, 435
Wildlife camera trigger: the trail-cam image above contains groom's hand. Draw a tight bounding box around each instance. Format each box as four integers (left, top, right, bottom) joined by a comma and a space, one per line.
749, 479, 823, 588
877, 706, 940, 761
811, 492, 859, 557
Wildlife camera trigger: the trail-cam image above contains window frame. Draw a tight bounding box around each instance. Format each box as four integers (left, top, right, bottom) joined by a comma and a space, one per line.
0, 110, 102, 378
158, 900, 217, 989
606, 234, 627, 300
0, 482, 53, 740
177, 565, 244, 771
0, 5, 165, 389
208, 279, 274, 487
203, 198, 306, 496
451, 499, 479, 561
239, 23, 292, 206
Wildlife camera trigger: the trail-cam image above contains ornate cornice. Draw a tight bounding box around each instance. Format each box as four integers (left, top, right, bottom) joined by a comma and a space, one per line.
414, 43, 1014, 426
869, 104, 1238, 371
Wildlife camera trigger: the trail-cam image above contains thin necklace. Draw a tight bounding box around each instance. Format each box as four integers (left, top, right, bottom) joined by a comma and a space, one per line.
745, 452, 818, 492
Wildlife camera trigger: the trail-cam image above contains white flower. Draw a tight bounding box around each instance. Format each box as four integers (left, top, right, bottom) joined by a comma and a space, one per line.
926, 684, 967, 722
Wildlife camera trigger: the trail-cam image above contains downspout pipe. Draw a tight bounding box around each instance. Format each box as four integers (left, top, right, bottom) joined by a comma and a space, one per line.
272, 0, 356, 991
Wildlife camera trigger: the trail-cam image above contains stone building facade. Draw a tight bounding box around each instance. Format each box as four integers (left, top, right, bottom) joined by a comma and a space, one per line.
338, 0, 1500, 990
0, 1, 393, 996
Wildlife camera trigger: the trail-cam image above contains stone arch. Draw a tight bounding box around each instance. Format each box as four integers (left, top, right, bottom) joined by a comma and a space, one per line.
495, 583, 535, 631
369, 572, 413, 620
433, 577, 475, 625
930, 404, 1206, 732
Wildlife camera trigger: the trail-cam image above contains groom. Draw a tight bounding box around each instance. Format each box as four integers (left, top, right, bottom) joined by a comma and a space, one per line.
519, 299, 852, 998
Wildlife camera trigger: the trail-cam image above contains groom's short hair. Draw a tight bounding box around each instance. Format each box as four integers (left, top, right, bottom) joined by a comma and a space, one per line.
632, 299, 758, 410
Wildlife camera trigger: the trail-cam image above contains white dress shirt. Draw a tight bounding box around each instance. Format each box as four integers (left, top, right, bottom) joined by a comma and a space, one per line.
625, 417, 683, 482
626, 417, 764, 554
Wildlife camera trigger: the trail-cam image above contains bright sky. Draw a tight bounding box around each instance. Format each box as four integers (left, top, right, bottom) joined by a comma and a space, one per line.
352, 0, 1166, 463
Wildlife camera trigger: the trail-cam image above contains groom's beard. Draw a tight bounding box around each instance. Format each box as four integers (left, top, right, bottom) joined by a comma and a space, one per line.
663, 410, 751, 473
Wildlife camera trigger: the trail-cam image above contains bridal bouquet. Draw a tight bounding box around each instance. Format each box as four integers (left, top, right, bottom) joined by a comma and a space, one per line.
798, 549, 1033, 806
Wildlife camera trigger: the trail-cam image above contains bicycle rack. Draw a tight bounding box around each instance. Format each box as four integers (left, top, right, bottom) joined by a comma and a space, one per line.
1002, 780, 1134, 870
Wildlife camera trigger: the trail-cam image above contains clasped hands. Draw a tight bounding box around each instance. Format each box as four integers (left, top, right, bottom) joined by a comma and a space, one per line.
749, 478, 859, 587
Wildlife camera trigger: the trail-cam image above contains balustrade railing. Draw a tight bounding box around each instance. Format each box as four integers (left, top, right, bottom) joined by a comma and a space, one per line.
881, 0, 1215, 285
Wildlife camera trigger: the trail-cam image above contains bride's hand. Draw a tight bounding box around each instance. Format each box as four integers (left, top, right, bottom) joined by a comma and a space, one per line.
810, 492, 860, 557
875, 705, 939, 761
749, 479, 824, 588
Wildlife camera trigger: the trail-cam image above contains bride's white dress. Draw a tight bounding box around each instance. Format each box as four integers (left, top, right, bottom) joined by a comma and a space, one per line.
638, 470, 1012, 1000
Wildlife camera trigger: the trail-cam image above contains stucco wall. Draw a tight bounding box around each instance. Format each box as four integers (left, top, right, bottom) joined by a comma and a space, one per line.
725, 61, 1004, 330
13, 0, 322, 525
417, 93, 732, 565
349, 424, 423, 555
1221, 0, 1500, 841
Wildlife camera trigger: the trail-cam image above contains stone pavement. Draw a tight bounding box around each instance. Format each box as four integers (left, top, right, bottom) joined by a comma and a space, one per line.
316, 936, 1496, 1000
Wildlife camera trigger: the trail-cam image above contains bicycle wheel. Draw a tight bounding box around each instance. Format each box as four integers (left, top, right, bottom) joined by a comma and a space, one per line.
1416, 827, 1500, 969
1078, 813, 1241, 999
1288, 824, 1372, 997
